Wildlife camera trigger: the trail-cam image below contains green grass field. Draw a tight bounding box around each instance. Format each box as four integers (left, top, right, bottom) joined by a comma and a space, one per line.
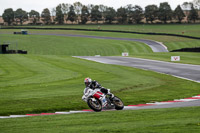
1, 29, 200, 64
0, 107, 200, 133
0, 54, 199, 116
0, 28, 200, 132
4, 24, 200, 37
0, 33, 153, 55
2, 29, 200, 52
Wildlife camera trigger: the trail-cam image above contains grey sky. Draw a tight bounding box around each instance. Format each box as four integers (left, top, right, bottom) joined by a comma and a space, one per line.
0, 0, 189, 15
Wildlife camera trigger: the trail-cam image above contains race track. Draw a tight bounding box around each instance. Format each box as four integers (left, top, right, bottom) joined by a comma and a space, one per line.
31, 33, 168, 52
75, 56, 200, 83
125, 98, 200, 110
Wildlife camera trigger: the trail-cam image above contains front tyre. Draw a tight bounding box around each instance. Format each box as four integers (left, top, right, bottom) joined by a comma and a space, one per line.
112, 96, 124, 110
87, 97, 102, 112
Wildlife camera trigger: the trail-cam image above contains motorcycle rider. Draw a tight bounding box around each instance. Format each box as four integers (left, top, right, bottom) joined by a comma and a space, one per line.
82, 77, 114, 101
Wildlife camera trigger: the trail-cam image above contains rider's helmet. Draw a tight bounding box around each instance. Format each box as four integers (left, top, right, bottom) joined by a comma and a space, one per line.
84, 77, 92, 87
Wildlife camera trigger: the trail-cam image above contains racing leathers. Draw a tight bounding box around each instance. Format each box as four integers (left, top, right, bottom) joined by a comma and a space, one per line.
82, 80, 114, 101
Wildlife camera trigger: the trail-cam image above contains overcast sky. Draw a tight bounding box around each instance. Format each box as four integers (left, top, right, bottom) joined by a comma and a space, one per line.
0, 0, 189, 15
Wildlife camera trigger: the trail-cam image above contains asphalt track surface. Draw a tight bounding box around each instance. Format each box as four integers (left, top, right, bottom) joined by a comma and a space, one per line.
125, 99, 200, 110
75, 56, 200, 83
31, 33, 169, 52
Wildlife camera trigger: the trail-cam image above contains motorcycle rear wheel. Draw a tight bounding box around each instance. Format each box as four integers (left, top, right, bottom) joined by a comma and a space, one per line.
112, 96, 124, 110
87, 97, 102, 112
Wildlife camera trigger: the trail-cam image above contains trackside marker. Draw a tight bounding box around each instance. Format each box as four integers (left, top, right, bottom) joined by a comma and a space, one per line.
184, 97, 200, 99
178, 99, 198, 102
124, 106, 138, 109
55, 112, 71, 114
193, 96, 200, 98
69, 111, 90, 113
171, 56, 180, 61
128, 104, 155, 107
152, 102, 172, 105
10, 115, 30, 118
82, 109, 93, 112
26, 113, 58, 116
26, 114, 42, 116
0, 116, 11, 118
160, 100, 184, 103
40, 113, 57, 115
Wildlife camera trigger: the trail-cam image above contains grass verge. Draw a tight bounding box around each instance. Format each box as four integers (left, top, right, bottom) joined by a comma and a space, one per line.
130, 52, 200, 65
0, 33, 153, 55
0, 106, 200, 133
2, 24, 200, 37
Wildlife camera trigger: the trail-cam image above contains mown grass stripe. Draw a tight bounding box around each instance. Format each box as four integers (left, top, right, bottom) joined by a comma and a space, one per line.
1, 55, 199, 116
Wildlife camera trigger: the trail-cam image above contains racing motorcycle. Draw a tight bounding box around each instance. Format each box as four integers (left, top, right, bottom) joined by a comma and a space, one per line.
82, 88, 124, 112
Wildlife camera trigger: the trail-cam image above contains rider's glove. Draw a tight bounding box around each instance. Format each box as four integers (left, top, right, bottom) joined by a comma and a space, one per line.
107, 89, 114, 98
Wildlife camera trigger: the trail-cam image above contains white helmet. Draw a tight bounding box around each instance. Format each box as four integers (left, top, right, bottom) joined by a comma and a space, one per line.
84, 77, 92, 87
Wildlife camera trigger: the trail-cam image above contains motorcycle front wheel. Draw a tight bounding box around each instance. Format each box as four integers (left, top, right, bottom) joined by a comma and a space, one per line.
112, 96, 124, 110
87, 97, 102, 112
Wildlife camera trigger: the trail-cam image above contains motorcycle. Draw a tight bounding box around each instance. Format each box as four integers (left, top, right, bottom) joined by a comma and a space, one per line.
82, 88, 124, 112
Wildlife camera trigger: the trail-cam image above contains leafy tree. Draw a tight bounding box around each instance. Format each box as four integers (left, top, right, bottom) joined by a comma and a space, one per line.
99, 4, 108, 23
99, 4, 107, 14
51, 8, 56, 24
73, 2, 83, 15
174, 5, 185, 23
188, 5, 199, 23
29, 10, 40, 25
87, 4, 94, 14
41, 8, 51, 24
145, 5, 158, 23
55, 4, 64, 24
2, 8, 14, 25
181, 2, 193, 10
117, 7, 127, 24
73, 2, 83, 24
67, 5, 76, 23
91, 5, 102, 23
14, 8, 28, 25
181, 2, 198, 23
104, 7, 116, 24
125, 5, 143, 24
61, 3, 71, 14
158, 2, 173, 23
81, 5, 89, 24
132, 5, 144, 24
126, 4, 135, 24
193, 0, 200, 9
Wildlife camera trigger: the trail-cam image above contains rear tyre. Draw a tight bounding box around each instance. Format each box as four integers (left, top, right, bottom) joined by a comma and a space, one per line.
112, 96, 124, 110
87, 97, 102, 112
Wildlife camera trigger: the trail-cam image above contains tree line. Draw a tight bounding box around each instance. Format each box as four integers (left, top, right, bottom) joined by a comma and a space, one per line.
2, 1, 200, 25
